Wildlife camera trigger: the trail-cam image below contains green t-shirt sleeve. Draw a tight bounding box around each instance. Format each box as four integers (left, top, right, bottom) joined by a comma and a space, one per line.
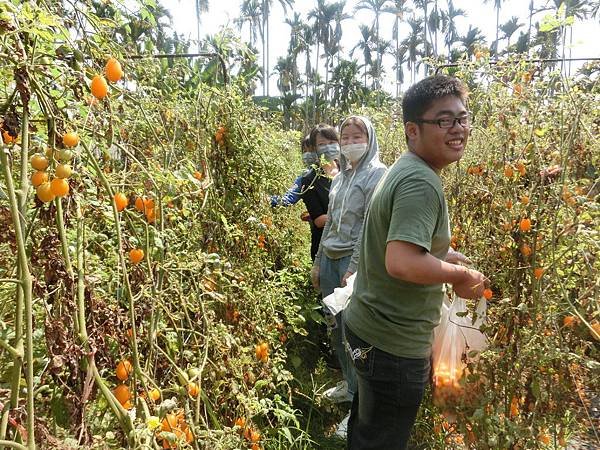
386, 179, 442, 252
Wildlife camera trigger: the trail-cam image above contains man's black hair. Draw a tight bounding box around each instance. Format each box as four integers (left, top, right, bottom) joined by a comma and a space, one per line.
402, 75, 468, 124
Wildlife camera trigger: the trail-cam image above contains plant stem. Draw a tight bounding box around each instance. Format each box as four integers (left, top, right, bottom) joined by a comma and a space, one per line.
0, 338, 22, 360
55, 197, 74, 278
0, 441, 28, 450
74, 199, 135, 440
80, 141, 150, 426
1, 140, 35, 449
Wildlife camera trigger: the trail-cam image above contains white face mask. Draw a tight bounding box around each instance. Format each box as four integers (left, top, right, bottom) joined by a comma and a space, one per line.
341, 143, 368, 163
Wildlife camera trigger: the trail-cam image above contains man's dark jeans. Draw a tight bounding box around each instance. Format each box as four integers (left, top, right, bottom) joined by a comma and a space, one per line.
345, 323, 430, 450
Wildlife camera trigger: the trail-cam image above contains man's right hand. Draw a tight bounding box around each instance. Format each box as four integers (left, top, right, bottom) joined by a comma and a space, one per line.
311, 265, 320, 290
453, 267, 488, 299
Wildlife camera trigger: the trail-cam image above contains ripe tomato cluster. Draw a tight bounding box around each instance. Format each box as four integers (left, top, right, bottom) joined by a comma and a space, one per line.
90, 57, 124, 100
254, 342, 269, 363
31, 137, 76, 203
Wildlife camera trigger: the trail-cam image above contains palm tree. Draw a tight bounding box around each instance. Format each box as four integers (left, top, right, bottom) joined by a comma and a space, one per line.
202, 29, 249, 86
321, 1, 350, 101
460, 26, 486, 59
500, 16, 523, 55
278, 92, 302, 128
483, 0, 505, 56
298, 22, 315, 124
383, 1, 411, 96
195, 0, 209, 51
355, 1, 394, 91
284, 12, 304, 97
532, 21, 560, 61
427, 0, 443, 57
412, 0, 431, 62
443, 0, 466, 60
329, 59, 366, 113
556, 0, 591, 20
274, 55, 295, 95
236, 0, 263, 47
527, 0, 535, 50
308, 0, 338, 108
591, 1, 600, 18
110, 2, 173, 53
402, 17, 424, 82
551, 0, 590, 72
330, 2, 351, 68
369, 38, 392, 91
514, 31, 530, 54
274, 56, 301, 127
261, 0, 294, 96
351, 24, 375, 88
390, 44, 407, 97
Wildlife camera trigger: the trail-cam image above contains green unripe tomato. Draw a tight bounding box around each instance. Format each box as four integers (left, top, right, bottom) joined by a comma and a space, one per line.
57, 149, 74, 162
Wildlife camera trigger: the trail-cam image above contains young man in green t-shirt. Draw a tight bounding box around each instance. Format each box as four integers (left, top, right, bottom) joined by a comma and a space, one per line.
343, 75, 488, 449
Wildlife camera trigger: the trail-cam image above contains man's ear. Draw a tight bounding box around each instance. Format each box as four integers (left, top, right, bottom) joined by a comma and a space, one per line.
404, 122, 419, 141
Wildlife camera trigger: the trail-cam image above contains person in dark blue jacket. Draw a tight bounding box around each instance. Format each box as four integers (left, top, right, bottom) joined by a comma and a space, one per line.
270, 135, 313, 207
300, 124, 340, 261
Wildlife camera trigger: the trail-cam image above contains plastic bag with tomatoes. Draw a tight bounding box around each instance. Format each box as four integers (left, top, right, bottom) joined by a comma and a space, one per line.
432, 293, 488, 410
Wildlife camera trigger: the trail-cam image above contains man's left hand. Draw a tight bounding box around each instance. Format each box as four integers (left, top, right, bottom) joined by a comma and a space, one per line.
341, 270, 354, 287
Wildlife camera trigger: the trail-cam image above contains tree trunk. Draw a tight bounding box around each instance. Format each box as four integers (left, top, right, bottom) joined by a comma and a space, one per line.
313, 38, 320, 123
261, 1, 267, 95
495, 6, 500, 55
375, 13, 380, 91
266, 1, 270, 96
434, 0, 438, 56
423, 0, 428, 76
527, 0, 533, 52
324, 54, 329, 103
396, 16, 400, 98
305, 48, 311, 126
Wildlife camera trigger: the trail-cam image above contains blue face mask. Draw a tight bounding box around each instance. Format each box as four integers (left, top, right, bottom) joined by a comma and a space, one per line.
317, 143, 340, 161
302, 152, 319, 167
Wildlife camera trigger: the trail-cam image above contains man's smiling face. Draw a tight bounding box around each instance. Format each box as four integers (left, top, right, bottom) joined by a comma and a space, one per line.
405, 95, 470, 171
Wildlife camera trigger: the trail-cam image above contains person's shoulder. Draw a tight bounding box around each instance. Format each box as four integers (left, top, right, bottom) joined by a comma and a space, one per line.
384, 154, 438, 189
397, 152, 438, 176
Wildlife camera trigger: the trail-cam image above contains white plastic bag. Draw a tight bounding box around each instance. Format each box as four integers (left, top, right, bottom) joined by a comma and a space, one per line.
322, 272, 357, 316
432, 294, 488, 408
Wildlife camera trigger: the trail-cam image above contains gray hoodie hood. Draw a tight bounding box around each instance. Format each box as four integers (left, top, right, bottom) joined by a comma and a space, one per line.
317, 116, 387, 273
338, 115, 380, 172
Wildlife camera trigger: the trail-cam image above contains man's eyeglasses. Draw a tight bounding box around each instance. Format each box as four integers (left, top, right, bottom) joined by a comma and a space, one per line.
415, 115, 470, 129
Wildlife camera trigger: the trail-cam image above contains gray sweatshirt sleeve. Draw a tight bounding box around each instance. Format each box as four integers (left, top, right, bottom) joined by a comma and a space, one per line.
347, 166, 387, 274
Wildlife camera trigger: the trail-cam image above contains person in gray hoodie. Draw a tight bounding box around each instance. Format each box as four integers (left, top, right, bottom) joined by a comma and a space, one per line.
311, 115, 387, 438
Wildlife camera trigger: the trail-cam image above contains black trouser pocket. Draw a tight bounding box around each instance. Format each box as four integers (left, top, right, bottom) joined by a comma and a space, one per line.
344, 324, 375, 377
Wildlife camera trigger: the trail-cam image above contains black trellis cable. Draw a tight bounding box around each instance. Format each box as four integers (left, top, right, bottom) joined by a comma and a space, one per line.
434, 57, 600, 74
124, 52, 229, 85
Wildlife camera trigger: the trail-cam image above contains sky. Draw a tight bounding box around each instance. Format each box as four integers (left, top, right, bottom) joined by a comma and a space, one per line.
159, 0, 599, 95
